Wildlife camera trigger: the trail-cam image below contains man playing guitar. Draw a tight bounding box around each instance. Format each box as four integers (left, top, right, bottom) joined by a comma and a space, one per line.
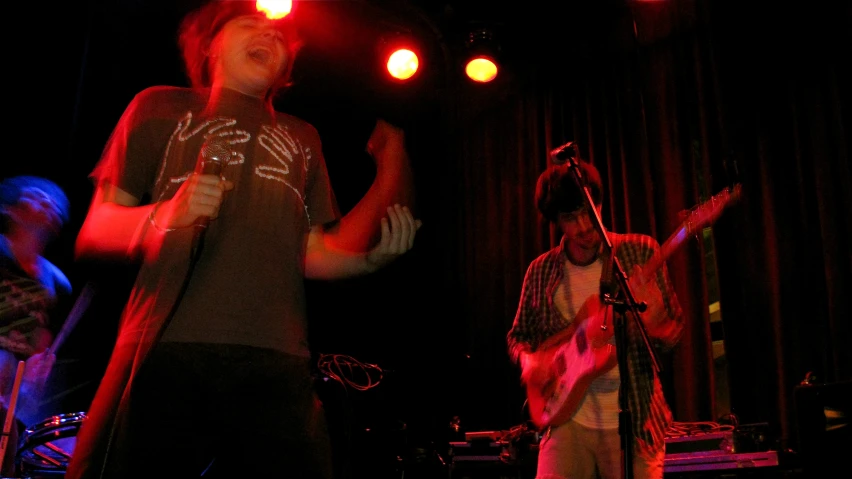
507, 158, 684, 479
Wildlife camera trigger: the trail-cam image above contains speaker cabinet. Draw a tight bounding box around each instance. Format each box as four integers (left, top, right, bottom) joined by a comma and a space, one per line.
794, 379, 851, 477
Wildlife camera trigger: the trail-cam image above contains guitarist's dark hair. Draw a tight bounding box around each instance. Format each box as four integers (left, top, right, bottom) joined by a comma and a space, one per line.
535, 160, 602, 223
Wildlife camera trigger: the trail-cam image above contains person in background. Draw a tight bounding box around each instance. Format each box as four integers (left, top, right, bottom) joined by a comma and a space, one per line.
66, 1, 421, 478
1, 175, 72, 475
507, 159, 683, 479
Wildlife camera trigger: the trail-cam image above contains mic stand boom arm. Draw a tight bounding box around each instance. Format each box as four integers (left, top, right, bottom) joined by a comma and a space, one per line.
560, 151, 660, 479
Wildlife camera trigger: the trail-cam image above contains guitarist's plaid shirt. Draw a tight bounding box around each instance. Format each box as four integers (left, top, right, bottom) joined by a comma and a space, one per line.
507, 232, 684, 455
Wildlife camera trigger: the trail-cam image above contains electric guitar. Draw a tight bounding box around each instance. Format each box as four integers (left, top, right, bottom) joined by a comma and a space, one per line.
522, 184, 742, 430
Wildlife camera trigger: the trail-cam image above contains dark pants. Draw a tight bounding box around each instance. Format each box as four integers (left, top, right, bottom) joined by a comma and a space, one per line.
120, 342, 333, 478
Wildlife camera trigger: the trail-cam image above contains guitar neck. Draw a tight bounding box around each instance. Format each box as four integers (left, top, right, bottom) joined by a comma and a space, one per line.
640, 224, 691, 280
638, 184, 741, 281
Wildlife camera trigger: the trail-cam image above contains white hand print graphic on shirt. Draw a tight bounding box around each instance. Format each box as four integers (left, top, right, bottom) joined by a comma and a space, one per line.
156, 113, 313, 224
255, 123, 312, 222
155, 113, 248, 191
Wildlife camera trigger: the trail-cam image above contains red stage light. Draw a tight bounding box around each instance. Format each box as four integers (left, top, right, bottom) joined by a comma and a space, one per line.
256, 0, 292, 20
387, 48, 420, 81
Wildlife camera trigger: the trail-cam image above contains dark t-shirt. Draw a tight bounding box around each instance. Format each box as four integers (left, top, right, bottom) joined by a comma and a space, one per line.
92, 86, 339, 357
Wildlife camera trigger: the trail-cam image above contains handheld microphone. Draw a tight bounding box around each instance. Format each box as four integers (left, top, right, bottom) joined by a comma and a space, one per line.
193, 136, 231, 229
192, 136, 231, 254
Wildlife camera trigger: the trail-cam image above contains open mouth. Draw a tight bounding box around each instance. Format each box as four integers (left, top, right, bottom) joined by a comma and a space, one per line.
248, 47, 272, 64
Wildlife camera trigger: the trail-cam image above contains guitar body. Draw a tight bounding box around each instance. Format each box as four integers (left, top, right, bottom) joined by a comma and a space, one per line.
522, 295, 618, 429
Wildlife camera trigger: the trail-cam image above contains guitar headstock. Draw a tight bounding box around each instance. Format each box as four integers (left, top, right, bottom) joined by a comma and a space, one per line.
682, 184, 742, 236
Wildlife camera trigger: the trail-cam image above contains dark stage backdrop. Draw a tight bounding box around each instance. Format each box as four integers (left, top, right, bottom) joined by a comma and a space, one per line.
3, 0, 850, 475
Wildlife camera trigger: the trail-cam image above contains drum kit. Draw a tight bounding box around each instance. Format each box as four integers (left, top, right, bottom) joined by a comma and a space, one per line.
1, 360, 85, 479
1, 410, 86, 479
0, 284, 94, 478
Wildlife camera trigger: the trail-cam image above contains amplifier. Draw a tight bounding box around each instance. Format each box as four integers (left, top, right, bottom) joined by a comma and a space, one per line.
664, 450, 779, 475
449, 440, 508, 463
665, 421, 776, 455
794, 379, 851, 476
448, 439, 537, 479
665, 431, 734, 455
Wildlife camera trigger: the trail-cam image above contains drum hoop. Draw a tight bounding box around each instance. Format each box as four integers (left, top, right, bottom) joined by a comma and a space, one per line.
16, 411, 87, 470
22, 412, 87, 437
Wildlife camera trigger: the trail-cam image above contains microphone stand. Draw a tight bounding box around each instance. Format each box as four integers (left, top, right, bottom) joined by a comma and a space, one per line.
559, 150, 661, 479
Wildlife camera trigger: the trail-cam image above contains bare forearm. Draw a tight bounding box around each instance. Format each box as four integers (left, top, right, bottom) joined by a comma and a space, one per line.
303, 245, 378, 280
325, 120, 416, 252
304, 202, 419, 279
328, 171, 413, 250
75, 201, 158, 262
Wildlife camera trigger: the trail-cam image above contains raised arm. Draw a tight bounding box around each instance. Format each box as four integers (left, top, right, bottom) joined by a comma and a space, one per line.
323, 118, 417, 253
304, 203, 420, 280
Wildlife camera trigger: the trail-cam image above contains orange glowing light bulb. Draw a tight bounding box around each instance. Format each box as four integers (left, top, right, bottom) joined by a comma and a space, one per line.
256, 0, 292, 20
387, 49, 419, 80
465, 57, 498, 83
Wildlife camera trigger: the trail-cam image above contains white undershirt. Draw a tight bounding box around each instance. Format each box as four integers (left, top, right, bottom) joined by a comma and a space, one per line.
553, 257, 620, 430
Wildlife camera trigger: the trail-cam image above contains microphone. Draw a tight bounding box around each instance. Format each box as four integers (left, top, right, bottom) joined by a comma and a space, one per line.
192, 136, 231, 254
550, 141, 578, 165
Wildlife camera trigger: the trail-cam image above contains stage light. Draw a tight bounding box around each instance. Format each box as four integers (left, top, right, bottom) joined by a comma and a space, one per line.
465, 57, 497, 83
256, 0, 292, 20
464, 28, 500, 83
379, 32, 421, 82
387, 48, 419, 80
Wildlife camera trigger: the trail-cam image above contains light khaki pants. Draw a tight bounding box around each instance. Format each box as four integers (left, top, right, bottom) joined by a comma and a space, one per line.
536, 420, 664, 479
